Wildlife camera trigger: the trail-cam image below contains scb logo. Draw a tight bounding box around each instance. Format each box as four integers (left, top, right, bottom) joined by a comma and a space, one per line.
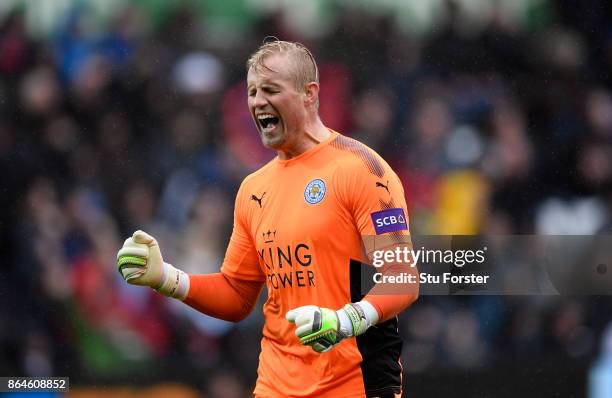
371, 208, 409, 234
375, 214, 406, 227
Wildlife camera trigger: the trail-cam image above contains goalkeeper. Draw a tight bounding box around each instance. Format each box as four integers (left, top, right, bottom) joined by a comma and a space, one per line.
117, 40, 418, 398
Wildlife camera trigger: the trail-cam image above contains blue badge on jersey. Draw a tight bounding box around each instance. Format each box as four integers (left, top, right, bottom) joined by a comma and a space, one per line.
304, 178, 326, 205
371, 208, 408, 234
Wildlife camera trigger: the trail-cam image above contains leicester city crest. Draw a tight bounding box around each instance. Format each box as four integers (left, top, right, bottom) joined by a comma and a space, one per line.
304, 178, 326, 205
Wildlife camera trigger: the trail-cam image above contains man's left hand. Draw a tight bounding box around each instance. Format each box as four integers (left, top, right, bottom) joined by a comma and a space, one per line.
286, 303, 370, 353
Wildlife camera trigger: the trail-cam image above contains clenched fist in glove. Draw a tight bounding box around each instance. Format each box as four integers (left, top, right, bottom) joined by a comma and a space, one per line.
286, 301, 379, 353
117, 230, 189, 300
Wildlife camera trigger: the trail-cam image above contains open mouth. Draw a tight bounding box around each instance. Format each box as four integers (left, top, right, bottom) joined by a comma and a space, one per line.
256, 113, 280, 133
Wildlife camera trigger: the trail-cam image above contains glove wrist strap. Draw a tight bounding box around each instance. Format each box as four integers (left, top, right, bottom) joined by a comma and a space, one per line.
156, 262, 189, 300
338, 300, 380, 337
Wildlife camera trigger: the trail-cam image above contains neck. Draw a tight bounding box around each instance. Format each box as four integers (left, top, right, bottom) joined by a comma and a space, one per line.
277, 116, 330, 160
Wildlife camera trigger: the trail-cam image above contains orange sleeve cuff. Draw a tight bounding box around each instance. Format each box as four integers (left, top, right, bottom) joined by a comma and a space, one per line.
184, 273, 264, 322
363, 293, 417, 323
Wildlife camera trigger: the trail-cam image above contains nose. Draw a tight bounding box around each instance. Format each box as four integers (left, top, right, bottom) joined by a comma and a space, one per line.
252, 90, 267, 108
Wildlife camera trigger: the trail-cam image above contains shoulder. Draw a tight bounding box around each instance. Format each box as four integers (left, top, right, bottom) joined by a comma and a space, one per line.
328, 133, 392, 179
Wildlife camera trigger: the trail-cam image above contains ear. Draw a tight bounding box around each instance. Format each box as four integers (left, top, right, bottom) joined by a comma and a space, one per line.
303, 82, 319, 108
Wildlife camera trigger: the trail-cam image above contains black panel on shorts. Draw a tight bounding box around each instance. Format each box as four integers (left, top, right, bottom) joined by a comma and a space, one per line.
350, 259, 403, 397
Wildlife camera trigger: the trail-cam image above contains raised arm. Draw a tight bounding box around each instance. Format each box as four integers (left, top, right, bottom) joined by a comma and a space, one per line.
185, 273, 263, 322
116, 180, 266, 322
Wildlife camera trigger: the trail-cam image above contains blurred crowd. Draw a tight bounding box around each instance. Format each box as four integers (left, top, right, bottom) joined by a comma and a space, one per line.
1, 0, 612, 396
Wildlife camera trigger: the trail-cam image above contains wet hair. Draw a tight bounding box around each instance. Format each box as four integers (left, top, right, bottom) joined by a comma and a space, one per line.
246, 38, 319, 95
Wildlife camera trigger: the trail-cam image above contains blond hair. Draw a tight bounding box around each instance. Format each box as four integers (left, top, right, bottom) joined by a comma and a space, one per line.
247, 39, 319, 95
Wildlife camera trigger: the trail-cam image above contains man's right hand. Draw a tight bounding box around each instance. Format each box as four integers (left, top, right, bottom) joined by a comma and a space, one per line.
117, 230, 164, 287
117, 230, 189, 299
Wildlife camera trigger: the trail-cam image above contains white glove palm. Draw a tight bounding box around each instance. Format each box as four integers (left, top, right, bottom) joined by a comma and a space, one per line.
117, 230, 164, 286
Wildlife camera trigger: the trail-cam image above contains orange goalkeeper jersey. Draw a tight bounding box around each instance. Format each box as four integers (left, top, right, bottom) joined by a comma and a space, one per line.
221, 130, 409, 398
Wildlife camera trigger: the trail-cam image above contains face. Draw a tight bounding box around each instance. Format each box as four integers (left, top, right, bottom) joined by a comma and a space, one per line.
247, 54, 308, 150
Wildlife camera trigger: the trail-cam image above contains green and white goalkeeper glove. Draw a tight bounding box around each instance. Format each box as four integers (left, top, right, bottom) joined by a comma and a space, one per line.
116, 230, 189, 300
286, 301, 379, 353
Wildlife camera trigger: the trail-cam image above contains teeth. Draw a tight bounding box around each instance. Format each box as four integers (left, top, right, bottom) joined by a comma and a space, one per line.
257, 114, 276, 120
